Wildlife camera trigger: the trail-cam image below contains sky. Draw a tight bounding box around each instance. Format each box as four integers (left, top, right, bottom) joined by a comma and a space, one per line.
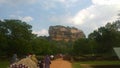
0, 0, 120, 37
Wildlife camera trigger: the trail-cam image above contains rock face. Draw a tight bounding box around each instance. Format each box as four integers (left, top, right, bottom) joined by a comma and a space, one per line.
49, 25, 85, 42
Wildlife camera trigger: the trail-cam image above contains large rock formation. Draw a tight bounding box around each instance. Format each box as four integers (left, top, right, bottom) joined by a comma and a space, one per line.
49, 25, 85, 42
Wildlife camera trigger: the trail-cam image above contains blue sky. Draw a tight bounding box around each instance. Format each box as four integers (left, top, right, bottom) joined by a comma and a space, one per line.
0, 0, 120, 37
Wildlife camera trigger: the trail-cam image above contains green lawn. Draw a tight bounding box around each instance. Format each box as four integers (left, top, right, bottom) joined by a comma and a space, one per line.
0, 60, 9, 68
72, 61, 120, 68
1, 60, 120, 68
72, 62, 81, 68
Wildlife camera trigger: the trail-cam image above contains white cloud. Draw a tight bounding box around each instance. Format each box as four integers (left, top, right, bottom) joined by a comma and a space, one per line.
21, 16, 33, 22
39, 0, 79, 9
10, 15, 34, 22
92, 0, 120, 5
0, 0, 79, 9
72, 5, 119, 25
71, 0, 120, 36
72, 8, 94, 25
0, 0, 37, 5
32, 29, 48, 36
40, 1, 56, 9
58, 0, 79, 8
49, 14, 72, 24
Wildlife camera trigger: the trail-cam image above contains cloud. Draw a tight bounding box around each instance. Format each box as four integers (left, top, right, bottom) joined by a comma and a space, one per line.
92, 0, 120, 5
49, 14, 72, 24
0, 0, 5, 3
58, 0, 79, 8
39, 0, 80, 9
0, 0, 37, 5
40, 0, 57, 9
21, 16, 33, 22
71, 0, 120, 36
32, 29, 48, 36
0, 0, 79, 9
72, 5, 119, 25
10, 15, 34, 22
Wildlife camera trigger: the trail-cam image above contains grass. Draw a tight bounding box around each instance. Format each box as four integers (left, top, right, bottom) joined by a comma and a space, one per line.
1, 60, 120, 68
0, 60, 9, 68
72, 62, 81, 68
72, 61, 120, 68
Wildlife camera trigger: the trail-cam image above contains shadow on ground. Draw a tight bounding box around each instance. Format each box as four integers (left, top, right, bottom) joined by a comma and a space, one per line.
92, 65, 120, 68
80, 64, 120, 68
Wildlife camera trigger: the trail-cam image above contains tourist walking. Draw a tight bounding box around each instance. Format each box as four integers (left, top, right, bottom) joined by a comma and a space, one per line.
44, 55, 51, 68
38, 60, 44, 68
10, 54, 18, 64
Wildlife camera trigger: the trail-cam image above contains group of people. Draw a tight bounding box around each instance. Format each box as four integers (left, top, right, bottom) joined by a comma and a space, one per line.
38, 55, 51, 68
10, 54, 52, 68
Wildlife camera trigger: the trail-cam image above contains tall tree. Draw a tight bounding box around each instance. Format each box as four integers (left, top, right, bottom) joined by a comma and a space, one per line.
88, 20, 120, 55
0, 19, 34, 56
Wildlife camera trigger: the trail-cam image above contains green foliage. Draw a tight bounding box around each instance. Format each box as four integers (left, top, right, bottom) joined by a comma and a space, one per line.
53, 41, 73, 55
0, 19, 73, 57
74, 61, 120, 65
73, 38, 91, 56
88, 20, 120, 55
72, 61, 120, 68
0, 60, 9, 68
72, 62, 80, 68
1, 19, 119, 60
72, 20, 120, 58
0, 19, 33, 57
31, 37, 58, 55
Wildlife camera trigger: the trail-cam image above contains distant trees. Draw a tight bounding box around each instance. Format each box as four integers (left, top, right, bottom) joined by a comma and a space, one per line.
0, 19, 61, 58
0, 19, 120, 60
54, 41, 73, 55
88, 20, 120, 55
73, 39, 89, 56
31, 37, 58, 55
72, 20, 120, 57
72, 38, 97, 56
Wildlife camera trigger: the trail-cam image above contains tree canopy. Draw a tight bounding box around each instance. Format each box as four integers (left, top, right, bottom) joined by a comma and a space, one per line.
88, 20, 120, 55
0, 19, 34, 56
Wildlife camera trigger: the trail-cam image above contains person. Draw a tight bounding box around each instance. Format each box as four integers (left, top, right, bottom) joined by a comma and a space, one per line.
38, 60, 44, 68
50, 55, 54, 60
44, 55, 51, 68
30, 54, 38, 64
10, 54, 19, 64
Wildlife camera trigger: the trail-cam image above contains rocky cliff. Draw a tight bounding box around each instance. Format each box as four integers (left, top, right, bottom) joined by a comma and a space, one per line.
49, 25, 85, 42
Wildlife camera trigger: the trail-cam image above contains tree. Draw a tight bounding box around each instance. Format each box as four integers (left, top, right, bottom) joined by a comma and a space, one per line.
73, 38, 91, 56
87, 39, 98, 56
0, 19, 34, 57
0, 21, 8, 56
31, 37, 58, 55
88, 20, 120, 55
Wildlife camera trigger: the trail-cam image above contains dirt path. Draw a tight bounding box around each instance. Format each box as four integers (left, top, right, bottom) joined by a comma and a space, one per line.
50, 58, 72, 68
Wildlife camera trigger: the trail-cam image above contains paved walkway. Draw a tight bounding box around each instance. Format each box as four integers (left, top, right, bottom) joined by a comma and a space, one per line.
50, 58, 72, 68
